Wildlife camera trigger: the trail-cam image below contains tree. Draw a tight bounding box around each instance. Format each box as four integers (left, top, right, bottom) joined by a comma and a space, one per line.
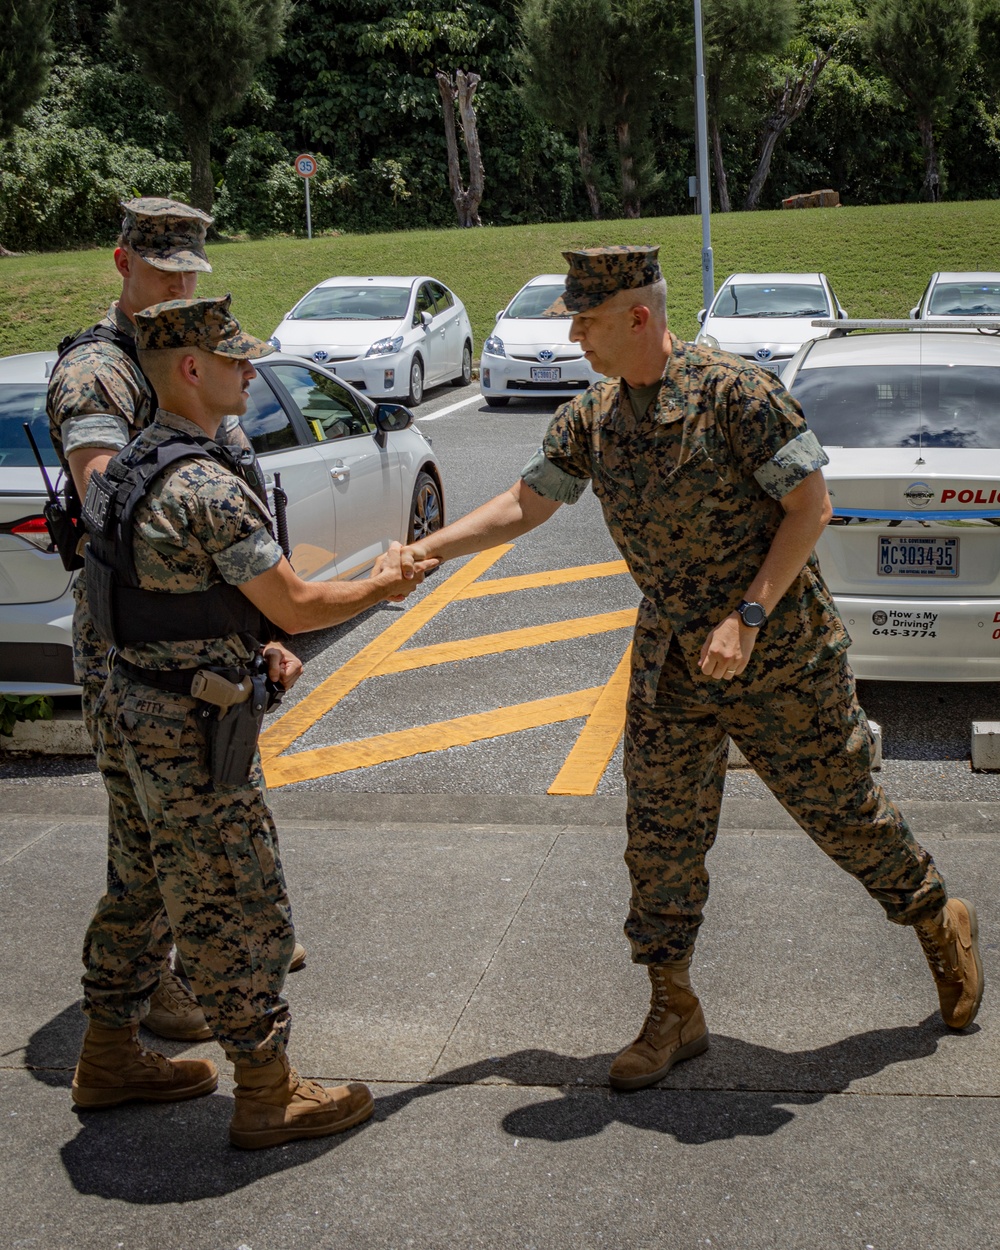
742, 0, 857, 210
0, 0, 54, 254
436, 69, 485, 226
703, 0, 794, 211
518, 0, 611, 218
110, 0, 292, 213
865, 0, 976, 201
605, 0, 690, 218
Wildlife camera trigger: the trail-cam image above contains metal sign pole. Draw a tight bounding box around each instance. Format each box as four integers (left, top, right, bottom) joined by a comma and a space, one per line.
693, 0, 714, 309
305, 177, 312, 240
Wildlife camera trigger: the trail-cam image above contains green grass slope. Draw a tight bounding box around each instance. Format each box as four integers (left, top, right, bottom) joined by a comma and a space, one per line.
2, 200, 999, 358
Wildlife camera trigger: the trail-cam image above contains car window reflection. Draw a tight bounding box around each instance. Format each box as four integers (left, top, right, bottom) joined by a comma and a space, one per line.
240, 375, 299, 455
269, 365, 375, 442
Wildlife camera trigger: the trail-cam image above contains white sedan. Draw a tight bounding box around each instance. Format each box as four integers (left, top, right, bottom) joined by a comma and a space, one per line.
480, 273, 604, 407
0, 350, 444, 696
910, 271, 1000, 321
696, 271, 846, 375
783, 321, 1000, 680
268, 275, 473, 407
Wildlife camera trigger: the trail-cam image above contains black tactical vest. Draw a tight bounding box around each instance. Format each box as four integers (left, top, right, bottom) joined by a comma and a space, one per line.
82, 429, 272, 650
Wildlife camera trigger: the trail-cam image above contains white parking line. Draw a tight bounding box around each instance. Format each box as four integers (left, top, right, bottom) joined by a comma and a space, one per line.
417, 394, 483, 421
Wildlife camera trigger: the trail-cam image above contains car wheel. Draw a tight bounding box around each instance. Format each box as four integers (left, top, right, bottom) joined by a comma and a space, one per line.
485, 396, 509, 408
452, 340, 473, 386
407, 470, 443, 544
407, 355, 424, 406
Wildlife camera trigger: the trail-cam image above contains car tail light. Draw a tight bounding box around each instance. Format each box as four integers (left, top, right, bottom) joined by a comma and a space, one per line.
11, 516, 53, 552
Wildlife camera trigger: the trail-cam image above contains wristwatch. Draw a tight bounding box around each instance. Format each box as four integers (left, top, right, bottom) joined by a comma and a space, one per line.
737, 599, 768, 628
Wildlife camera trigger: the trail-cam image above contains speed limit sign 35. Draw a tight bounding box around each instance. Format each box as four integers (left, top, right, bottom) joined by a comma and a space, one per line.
294, 153, 317, 178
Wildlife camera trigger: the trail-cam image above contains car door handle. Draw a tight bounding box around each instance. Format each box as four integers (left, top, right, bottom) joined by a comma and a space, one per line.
330, 461, 350, 481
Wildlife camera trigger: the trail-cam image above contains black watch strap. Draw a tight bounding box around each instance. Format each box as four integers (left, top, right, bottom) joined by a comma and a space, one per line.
737, 599, 768, 628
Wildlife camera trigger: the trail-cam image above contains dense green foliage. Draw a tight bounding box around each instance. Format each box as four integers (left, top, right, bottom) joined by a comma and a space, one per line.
0, 0, 54, 139
110, 0, 292, 212
1, 0, 999, 251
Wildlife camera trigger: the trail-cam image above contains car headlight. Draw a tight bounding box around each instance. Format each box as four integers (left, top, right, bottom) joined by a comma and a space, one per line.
483, 335, 506, 357
697, 332, 721, 350
366, 335, 404, 358
267, 335, 281, 350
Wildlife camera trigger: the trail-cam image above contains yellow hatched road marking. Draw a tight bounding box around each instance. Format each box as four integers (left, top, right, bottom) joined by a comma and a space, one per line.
259, 545, 513, 762
260, 545, 635, 792
456, 560, 629, 599
377, 609, 636, 674
264, 688, 602, 787
547, 644, 632, 796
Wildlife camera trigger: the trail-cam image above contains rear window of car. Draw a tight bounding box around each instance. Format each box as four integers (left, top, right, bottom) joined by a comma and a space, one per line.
292, 286, 411, 321
506, 284, 568, 319
791, 364, 1000, 448
927, 283, 1000, 315
0, 384, 58, 466
712, 284, 829, 318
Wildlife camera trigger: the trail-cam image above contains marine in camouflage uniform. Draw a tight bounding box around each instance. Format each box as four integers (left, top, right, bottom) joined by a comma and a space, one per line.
405, 245, 983, 1090
47, 201, 303, 1043
73, 295, 426, 1148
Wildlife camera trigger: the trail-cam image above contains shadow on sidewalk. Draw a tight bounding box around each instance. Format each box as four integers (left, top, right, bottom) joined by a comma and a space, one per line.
22, 1004, 957, 1200
378, 1013, 954, 1146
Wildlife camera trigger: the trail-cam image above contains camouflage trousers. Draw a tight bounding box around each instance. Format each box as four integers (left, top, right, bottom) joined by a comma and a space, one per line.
623, 646, 946, 964
82, 667, 294, 1064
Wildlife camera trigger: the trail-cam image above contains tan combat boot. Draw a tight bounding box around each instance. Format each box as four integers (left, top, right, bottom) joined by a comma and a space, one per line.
141, 967, 212, 1041
229, 1053, 374, 1149
914, 898, 984, 1029
290, 941, 307, 972
609, 960, 709, 1091
71, 1022, 218, 1109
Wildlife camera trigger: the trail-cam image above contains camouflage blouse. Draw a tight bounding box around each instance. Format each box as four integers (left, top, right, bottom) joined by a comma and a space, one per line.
521, 334, 849, 700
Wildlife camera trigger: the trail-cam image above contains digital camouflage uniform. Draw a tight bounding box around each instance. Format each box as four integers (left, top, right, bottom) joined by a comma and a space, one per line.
46, 198, 217, 738
522, 326, 946, 964
84, 401, 294, 1064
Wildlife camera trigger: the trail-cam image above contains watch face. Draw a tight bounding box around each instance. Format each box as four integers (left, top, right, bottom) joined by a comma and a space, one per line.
740, 601, 767, 627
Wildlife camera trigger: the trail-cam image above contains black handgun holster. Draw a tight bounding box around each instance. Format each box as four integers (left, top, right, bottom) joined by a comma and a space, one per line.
202, 673, 269, 787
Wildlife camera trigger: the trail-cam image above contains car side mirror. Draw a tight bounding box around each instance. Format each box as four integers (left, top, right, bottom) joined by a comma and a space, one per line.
420, 310, 433, 329
374, 402, 414, 448
697, 308, 707, 324
496, 310, 504, 321
909, 307, 920, 319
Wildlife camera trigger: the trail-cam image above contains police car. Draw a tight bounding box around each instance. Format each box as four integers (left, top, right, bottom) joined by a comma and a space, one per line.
0, 349, 444, 696
783, 319, 1000, 680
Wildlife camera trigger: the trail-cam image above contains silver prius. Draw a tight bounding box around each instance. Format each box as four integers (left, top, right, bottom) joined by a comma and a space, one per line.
480, 273, 604, 407
0, 349, 444, 696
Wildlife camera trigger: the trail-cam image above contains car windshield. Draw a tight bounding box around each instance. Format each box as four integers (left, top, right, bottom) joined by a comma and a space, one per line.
505, 284, 568, 319
0, 384, 59, 467
927, 282, 1000, 316
291, 286, 411, 321
712, 283, 829, 318
791, 363, 1000, 448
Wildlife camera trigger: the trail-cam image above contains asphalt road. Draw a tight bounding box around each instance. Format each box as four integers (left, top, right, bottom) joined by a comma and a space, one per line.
4, 377, 1000, 803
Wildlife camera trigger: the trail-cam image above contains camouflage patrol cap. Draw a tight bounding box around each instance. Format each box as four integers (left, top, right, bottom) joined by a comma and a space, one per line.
134, 294, 274, 359
543, 245, 663, 316
120, 197, 213, 273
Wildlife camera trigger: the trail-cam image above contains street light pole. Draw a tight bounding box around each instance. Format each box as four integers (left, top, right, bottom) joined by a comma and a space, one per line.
693, 0, 714, 310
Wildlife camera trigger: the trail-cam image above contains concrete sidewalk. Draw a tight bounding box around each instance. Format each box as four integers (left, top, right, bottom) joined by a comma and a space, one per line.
2, 783, 997, 1250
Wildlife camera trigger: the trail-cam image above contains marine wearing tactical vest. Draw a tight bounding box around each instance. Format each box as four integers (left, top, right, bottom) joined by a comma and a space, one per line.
71, 295, 434, 1150
45, 197, 233, 1044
